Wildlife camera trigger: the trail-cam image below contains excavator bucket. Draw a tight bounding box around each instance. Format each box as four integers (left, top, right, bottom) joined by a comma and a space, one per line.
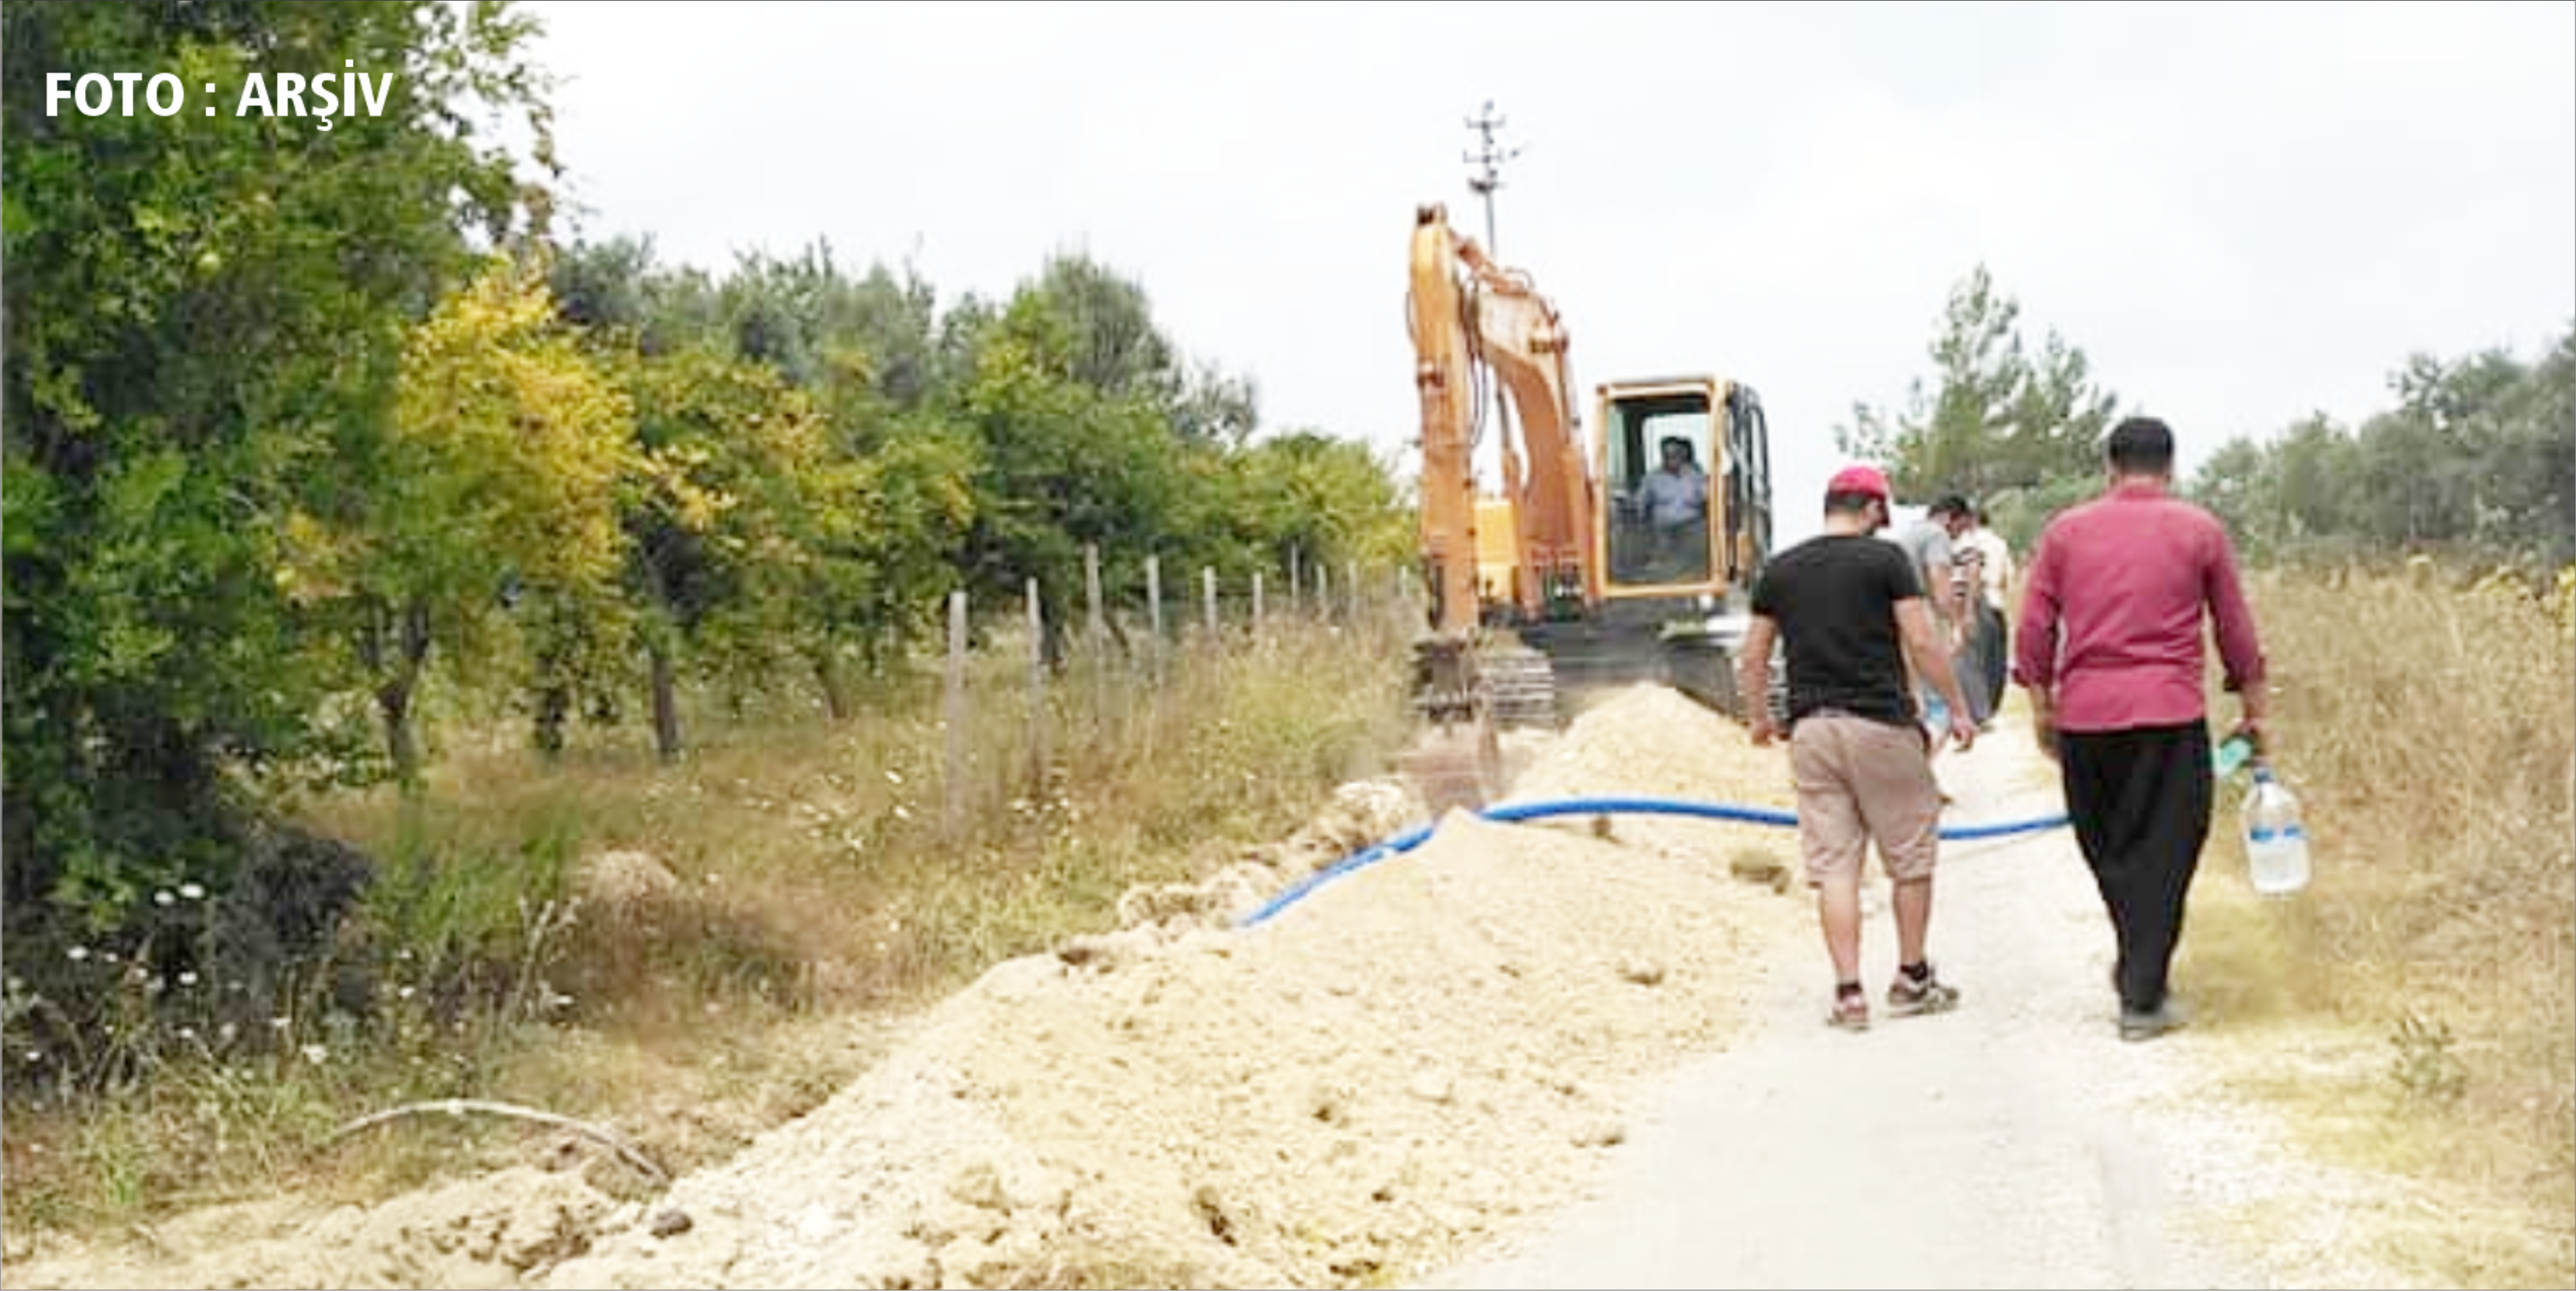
1403, 633, 1507, 811
1401, 712, 1504, 815
1658, 627, 1746, 720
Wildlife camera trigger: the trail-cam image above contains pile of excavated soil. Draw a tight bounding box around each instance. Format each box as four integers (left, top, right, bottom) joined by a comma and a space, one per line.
3, 1166, 627, 1291
6, 684, 1808, 1291
543, 683, 1805, 1290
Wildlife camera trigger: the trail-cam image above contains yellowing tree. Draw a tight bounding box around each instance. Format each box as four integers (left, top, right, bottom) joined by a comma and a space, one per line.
291, 258, 636, 786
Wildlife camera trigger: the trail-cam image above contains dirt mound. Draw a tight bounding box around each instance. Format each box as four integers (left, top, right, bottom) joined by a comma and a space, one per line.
542, 683, 1800, 1290
5, 1166, 630, 1291
7, 683, 1805, 1291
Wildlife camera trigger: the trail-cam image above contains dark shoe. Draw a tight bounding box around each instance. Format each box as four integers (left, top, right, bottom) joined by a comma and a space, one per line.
1887, 969, 1961, 1018
2119, 998, 2190, 1042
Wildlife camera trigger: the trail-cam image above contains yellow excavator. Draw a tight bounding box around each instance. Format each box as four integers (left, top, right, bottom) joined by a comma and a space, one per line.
1403, 202, 1777, 806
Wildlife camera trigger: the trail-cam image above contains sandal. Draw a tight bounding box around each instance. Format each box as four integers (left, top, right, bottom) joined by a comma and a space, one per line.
1887, 968, 1961, 1018
1827, 992, 1871, 1031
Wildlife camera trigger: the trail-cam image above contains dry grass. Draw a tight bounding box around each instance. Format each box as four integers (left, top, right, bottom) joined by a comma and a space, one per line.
1, 604, 1426, 1246
2175, 563, 2575, 1290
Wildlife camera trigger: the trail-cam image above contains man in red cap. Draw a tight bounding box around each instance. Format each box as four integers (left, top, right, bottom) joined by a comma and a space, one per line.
1738, 463, 1981, 1031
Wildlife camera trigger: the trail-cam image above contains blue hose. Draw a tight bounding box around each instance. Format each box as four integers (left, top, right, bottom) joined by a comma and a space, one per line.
1233, 795, 2071, 931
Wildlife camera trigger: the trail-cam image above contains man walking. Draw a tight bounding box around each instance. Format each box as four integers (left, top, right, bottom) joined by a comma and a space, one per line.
1893, 495, 1985, 732
1741, 464, 1979, 1031
2014, 417, 2269, 1042
1959, 507, 2015, 720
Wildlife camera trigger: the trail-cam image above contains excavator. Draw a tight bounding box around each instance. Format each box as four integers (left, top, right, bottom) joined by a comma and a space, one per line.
1403, 202, 1778, 808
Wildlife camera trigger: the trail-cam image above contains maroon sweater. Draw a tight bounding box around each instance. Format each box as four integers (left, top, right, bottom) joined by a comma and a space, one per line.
2012, 480, 2267, 733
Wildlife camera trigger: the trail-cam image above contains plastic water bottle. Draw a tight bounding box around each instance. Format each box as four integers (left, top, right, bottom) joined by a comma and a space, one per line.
2242, 764, 2312, 897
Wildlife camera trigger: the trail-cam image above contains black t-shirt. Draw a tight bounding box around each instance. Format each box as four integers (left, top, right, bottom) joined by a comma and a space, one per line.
1749, 533, 1924, 728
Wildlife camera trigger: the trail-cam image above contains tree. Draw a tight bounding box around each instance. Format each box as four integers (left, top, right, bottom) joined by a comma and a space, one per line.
294, 260, 637, 788
2189, 436, 2280, 558
1833, 264, 2121, 527
616, 344, 862, 757
2181, 321, 2574, 571
3, 0, 559, 927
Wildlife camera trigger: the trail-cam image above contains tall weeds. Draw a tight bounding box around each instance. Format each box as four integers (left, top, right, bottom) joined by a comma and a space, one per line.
2182, 563, 2575, 1288
3, 602, 1424, 1237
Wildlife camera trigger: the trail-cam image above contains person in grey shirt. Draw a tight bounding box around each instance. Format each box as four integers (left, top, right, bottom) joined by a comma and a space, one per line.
1636, 436, 1710, 575
1892, 495, 1984, 732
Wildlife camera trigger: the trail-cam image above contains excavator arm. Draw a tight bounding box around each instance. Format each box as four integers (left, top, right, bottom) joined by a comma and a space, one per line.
1407, 204, 1598, 633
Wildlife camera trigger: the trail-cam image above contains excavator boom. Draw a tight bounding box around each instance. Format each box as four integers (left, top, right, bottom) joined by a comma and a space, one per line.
1408, 206, 1597, 627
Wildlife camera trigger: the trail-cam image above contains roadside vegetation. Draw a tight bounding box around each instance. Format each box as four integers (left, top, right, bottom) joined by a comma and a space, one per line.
2181, 563, 2574, 1290
3, 607, 1422, 1231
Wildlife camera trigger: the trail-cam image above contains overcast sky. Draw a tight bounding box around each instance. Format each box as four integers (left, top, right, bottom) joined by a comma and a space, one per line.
526, 0, 2573, 543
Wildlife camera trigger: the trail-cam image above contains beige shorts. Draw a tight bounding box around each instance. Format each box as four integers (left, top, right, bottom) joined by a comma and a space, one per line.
1787, 712, 1943, 886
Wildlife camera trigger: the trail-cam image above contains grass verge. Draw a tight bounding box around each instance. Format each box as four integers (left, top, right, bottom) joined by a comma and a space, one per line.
2177, 563, 2574, 1290
3, 608, 1423, 1249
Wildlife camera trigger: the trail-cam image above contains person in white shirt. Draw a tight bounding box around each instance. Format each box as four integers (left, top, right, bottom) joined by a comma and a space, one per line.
1958, 507, 2014, 721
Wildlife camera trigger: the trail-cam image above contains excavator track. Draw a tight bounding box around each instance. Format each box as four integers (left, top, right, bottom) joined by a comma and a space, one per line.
1482, 642, 1559, 730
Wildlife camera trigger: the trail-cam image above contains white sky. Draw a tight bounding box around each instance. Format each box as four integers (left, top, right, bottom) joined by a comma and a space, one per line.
527, 0, 2574, 546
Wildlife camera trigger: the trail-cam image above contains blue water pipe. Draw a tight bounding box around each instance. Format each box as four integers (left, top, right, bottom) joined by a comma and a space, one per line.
1233, 795, 2072, 931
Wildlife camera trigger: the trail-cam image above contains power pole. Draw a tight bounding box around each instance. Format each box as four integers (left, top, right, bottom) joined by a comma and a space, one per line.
1463, 100, 1521, 256
1463, 101, 1523, 485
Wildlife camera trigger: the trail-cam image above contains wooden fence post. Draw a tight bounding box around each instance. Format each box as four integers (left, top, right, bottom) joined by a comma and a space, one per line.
1084, 544, 1105, 650
1026, 578, 1048, 791
1145, 553, 1164, 682
945, 589, 968, 840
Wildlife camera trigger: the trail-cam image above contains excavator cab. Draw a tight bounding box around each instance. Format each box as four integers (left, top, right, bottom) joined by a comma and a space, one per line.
1596, 378, 1774, 603
1489, 374, 1774, 718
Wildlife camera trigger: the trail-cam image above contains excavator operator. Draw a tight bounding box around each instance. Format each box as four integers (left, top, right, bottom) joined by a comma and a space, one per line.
1636, 436, 1711, 579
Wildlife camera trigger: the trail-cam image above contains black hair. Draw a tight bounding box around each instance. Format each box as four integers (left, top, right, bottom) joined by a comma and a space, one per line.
2106, 416, 2176, 474
1929, 494, 1972, 519
1824, 490, 1881, 517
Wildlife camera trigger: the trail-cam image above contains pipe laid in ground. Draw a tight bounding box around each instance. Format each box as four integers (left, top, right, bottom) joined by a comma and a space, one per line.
1234, 796, 2071, 931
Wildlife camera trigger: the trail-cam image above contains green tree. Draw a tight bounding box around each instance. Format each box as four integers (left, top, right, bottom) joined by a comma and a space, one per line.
617, 344, 871, 755
290, 260, 635, 788
951, 291, 1190, 662
2189, 436, 2281, 558
2184, 322, 2573, 571
3, 0, 558, 927
1834, 264, 2121, 533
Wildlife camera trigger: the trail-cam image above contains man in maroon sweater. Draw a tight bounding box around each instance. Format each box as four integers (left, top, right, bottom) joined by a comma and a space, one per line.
2014, 416, 2269, 1042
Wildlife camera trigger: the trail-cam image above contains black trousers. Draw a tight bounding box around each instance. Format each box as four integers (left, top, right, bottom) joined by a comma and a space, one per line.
1978, 604, 2009, 714
2058, 720, 2213, 1014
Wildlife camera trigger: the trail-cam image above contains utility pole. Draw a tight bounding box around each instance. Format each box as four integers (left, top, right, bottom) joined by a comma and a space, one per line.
1463, 100, 1521, 256
1463, 101, 1523, 486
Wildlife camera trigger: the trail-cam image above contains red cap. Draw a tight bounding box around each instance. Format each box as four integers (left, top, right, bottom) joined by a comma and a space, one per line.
1827, 464, 1891, 503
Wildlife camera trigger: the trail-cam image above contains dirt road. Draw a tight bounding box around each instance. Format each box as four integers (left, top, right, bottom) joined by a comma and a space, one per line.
1425, 713, 2281, 1290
